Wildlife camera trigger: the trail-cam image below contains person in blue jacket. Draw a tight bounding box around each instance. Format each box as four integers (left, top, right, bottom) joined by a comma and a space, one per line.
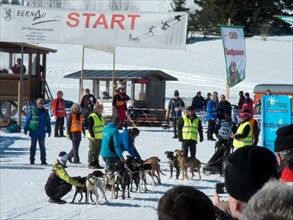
119, 128, 141, 159
100, 115, 125, 190
206, 94, 218, 141
24, 98, 51, 165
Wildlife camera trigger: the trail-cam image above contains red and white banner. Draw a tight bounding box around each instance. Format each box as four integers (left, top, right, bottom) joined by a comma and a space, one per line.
220, 26, 246, 87
0, 5, 188, 49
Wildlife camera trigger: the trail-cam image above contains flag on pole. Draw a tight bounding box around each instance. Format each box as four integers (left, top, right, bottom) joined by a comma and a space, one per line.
275, 15, 293, 25
220, 26, 246, 88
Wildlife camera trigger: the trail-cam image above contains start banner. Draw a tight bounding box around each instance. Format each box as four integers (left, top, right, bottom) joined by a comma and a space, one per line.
220, 26, 246, 88
0, 5, 188, 49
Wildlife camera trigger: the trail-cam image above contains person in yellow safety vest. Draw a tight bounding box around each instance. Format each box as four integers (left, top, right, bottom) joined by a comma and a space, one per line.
231, 112, 253, 149
177, 106, 204, 158
66, 104, 83, 164
87, 104, 105, 169
242, 108, 260, 146
45, 151, 84, 204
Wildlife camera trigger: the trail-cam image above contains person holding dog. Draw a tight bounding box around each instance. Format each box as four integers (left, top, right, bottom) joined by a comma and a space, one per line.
119, 128, 141, 160
24, 98, 51, 165
66, 104, 83, 164
177, 106, 203, 158
45, 151, 84, 204
87, 104, 105, 169
100, 115, 125, 190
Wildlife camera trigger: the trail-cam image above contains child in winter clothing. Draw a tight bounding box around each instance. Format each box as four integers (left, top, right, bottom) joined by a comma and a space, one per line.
67, 104, 83, 164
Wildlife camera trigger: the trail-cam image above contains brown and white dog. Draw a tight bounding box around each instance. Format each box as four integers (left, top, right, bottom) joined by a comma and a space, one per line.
71, 170, 108, 205
174, 149, 202, 180
144, 156, 166, 185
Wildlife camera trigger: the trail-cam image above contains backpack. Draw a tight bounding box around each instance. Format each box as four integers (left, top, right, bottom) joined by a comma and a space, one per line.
6, 121, 21, 133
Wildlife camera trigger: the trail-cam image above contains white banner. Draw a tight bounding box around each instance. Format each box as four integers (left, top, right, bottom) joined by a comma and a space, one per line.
220, 26, 246, 87
0, 5, 188, 49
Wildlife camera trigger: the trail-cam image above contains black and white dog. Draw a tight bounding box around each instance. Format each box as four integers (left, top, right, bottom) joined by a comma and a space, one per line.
165, 151, 180, 179
71, 170, 108, 205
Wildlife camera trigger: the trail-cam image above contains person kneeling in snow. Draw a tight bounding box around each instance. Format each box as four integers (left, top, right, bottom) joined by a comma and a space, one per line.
45, 151, 84, 204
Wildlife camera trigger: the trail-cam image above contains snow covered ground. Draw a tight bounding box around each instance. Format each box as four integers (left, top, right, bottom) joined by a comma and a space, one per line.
0, 34, 292, 219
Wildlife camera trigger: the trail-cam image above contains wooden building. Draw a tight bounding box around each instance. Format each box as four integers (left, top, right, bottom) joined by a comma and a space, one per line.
64, 69, 178, 120
0, 42, 57, 126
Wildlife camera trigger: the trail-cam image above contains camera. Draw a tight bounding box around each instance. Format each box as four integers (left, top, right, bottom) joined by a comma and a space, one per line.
215, 182, 227, 194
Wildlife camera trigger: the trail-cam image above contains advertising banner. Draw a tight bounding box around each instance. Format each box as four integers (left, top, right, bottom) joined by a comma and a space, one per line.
261, 95, 292, 152
220, 26, 246, 87
0, 5, 188, 49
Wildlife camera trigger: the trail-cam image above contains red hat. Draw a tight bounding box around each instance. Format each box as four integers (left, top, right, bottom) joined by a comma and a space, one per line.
239, 112, 250, 118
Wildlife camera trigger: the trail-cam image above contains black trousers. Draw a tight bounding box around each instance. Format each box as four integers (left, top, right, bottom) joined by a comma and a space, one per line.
68, 141, 81, 163
55, 117, 65, 137
182, 140, 196, 158
207, 120, 216, 139
171, 118, 178, 136
45, 183, 72, 200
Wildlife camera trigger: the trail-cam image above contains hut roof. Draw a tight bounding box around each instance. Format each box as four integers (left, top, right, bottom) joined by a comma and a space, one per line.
253, 84, 293, 93
0, 42, 57, 54
63, 69, 178, 81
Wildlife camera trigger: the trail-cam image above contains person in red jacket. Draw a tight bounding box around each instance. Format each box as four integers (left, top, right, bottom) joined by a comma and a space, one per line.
52, 91, 66, 137
242, 92, 254, 117
112, 87, 130, 129
274, 124, 293, 183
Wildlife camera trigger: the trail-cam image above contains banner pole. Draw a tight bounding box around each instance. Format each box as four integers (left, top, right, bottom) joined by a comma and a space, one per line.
226, 18, 231, 101
79, 46, 85, 103
112, 53, 116, 116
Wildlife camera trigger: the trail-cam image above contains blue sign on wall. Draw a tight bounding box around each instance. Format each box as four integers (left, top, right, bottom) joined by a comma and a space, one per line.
262, 95, 292, 152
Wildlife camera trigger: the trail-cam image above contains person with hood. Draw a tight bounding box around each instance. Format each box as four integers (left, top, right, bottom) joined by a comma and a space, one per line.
274, 124, 293, 182
80, 88, 97, 129
87, 104, 105, 169
100, 115, 125, 189
119, 128, 141, 159
24, 98, 51, 165
52, 90, 66, 137
178, 106, 203, 158
112, 87, 130, 129
231, 111, 252, 150
242, 92, 254, 117
66, 104, 83, 164
167, 90, 185, 138
45, 151, 83, 204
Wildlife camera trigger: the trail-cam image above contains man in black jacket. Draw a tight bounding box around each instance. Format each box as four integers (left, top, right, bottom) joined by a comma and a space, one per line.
80, 88, 97, 129
217, 94, 232, 120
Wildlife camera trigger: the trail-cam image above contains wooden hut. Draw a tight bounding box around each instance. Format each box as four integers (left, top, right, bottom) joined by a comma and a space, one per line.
64, 69, 178, 121
0, 42, 57, 126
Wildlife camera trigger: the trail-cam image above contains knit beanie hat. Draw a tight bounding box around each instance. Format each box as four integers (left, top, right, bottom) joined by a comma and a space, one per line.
224, 146, 278, 202
274, 124, 293, 152
58, 151, 68, 165
186, 106, 195, 111
174, 90, 179, 96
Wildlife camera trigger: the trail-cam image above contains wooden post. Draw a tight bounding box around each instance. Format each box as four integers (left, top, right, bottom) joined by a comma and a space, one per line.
79, 46, 85, 103
17, 43, 24, 128
112, 53, 116, 115
226, 18, 231, 101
